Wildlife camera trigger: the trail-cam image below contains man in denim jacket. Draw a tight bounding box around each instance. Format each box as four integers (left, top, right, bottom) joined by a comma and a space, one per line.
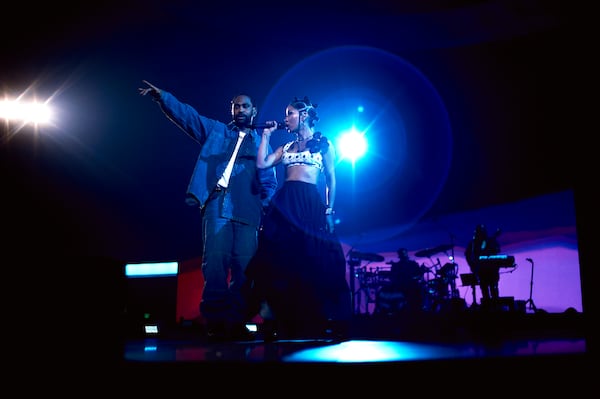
139, 80, 277, 339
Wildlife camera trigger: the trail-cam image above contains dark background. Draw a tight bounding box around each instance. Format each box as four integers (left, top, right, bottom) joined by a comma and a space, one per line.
2, 1, 595, 364
1, 1, 587, 265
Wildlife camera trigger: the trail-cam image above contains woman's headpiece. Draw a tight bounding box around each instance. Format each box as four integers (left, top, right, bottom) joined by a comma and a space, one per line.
290, 96, 320, 128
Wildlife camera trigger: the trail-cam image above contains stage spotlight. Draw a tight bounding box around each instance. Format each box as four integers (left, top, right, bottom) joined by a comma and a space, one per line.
337, 129, 367, 162
0, 99, 53, 124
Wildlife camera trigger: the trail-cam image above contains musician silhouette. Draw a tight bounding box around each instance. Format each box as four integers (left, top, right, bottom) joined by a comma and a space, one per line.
377, 248, 424, 314
464, 224, 502, 305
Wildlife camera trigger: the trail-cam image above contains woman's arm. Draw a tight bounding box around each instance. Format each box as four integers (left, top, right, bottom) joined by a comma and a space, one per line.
323, 139, 336, 209
323, 140, 337, 233
257, 125, 283, 169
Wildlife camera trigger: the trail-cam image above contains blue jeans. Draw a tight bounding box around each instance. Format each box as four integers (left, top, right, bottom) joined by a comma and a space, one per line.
200, 194, 258, 326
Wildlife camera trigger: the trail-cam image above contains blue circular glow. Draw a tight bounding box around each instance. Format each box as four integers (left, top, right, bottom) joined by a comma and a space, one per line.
262, 45, 452, 236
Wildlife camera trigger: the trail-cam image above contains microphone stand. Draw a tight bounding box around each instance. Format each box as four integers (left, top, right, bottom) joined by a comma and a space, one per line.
524, 258, 537, 312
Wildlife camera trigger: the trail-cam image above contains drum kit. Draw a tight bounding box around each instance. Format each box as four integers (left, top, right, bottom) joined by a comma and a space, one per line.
348, 244, 460, 315
347, 251, 383, 314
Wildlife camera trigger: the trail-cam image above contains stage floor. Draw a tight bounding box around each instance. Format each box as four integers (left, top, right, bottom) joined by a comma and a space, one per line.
121, 308, 588, 379
54, 306, 587, 397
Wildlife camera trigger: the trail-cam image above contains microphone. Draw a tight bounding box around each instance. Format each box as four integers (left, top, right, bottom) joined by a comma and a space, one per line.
526, 258, 533, 263
251, 121, 286, 130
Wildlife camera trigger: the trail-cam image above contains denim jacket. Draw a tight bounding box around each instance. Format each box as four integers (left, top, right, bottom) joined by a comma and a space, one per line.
157, 91, 277, 228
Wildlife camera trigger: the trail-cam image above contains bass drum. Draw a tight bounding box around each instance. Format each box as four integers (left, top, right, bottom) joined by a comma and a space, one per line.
375, 287, 407, 315
375, 282, 424, 315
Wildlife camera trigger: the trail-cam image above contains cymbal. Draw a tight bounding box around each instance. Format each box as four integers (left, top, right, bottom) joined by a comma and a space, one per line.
349, 251, 384, 262
414, 248, 434, 257
432, 244, 454, 253
414, 244, 454, 258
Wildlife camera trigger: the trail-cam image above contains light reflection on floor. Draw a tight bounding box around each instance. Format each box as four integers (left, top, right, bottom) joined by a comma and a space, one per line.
282, 340, 468, 362
123, 336, 586, 364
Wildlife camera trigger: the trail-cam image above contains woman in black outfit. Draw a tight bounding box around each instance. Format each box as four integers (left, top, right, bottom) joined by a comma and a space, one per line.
245, 96, 351, 339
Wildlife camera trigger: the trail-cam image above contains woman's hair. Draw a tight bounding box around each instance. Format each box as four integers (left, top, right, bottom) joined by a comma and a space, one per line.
290, 96, 319, 128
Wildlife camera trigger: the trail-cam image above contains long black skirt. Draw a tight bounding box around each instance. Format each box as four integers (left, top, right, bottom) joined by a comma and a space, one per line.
245, 180, 351, 336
